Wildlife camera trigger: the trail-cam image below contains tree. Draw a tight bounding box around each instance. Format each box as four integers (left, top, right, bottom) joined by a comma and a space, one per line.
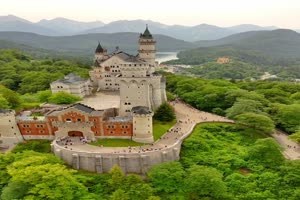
235, 112, 275, 133
276, 104, 300, 133
5, 163, 89, 200
0, 85, 21, 108
248, 138, 284, 168
184, 165, 228, 199
226, 99, 264, 119
110, 189, 129, 200
108, 165, 125, 191
37, 90, 52, 102
154, 103, 176, 122
48, 92, 81, 104
289, 131, 300, 143
148, 162, 185, 193
0, 94, 10, 109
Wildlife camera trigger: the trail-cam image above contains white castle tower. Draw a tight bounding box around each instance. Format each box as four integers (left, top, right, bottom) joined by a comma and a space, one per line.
0, 109, 23, 149
131, 106, 154, 143
138, 25, 156, 66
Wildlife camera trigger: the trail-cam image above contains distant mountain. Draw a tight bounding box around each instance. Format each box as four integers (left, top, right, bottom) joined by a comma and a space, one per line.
0, 31, 194, 57
0, 15, 282, 41
227, 24, 277, 32
37, 18, 104, 35
83, 20, 237, 41
0, 15, 59, 36
168, 29, 300, 66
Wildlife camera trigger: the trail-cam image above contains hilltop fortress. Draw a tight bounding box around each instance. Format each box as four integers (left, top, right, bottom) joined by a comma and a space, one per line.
0, 26, 167, 150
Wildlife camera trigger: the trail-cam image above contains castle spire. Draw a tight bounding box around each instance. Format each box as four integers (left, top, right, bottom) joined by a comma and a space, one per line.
95, 42, 104, 53
140, 24, 153, 39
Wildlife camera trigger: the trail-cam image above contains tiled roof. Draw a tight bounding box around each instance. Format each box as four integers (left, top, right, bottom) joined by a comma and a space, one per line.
73, 103, 95, 114
131, 106, 152, 115
53, 73, 87, 85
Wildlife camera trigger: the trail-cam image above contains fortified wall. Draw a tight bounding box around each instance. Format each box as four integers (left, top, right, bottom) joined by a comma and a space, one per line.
51, 121, 196, 174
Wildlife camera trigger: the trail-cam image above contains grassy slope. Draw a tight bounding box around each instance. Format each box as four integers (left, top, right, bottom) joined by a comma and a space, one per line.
90, 120, 176, 147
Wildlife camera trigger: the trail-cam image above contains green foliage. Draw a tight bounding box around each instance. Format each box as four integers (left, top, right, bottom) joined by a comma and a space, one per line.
37, 90, 52, 102
289, 131, 300, 143
181, 123, 299, 199
166, 91, 176, 101
0, 49, 89, 94
11, 140, 52, 153
247, 138, 284, 168
226, 99, 264, 119
235, 112, 275, 133
153, 120, 176, 141
154, 102, 176, 122
0, 85, 21, 108
186, 60, 264, 80
184, 165, 228, 199
148, 162, 185, 194
0, 94, 10, 109
48, 91, 81, 104
166, 74, 299, 133
276, 104, 300, 133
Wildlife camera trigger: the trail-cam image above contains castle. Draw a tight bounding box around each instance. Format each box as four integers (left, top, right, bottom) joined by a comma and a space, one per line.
0, 26, 167, 149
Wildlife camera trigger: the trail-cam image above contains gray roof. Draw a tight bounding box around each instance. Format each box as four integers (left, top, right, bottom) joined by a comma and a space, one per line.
108, 116, 132, 122
131, 106, 152, 115
140, 25, 153, 39
53, 73, 87, 85
95, 50, 146, 66
73, 103, 95, 114
116, 51, 146, 63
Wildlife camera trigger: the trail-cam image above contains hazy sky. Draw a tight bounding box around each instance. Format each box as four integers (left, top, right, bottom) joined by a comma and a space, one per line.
1, 0, 300, 28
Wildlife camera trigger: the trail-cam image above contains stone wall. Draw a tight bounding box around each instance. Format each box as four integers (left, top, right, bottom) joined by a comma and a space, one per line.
52, 122, 196, 174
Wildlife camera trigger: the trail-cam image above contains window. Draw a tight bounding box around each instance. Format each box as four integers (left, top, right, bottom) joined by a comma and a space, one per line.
66, 119, 72, 122
77, 119, 81, 122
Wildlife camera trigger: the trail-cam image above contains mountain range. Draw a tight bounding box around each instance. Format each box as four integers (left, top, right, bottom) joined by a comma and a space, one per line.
0, 15, 278, 41
169, 29, 300, 66
0, 31, 194, 58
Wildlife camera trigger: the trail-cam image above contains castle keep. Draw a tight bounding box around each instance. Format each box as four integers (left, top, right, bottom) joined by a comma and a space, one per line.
0, 26, 167, 149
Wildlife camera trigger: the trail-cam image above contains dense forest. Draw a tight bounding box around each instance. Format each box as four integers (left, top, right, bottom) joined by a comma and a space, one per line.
166, 73, 300, 135
165, 30, 300, 80
1, 123, 299, 199
0, 50, 300, 199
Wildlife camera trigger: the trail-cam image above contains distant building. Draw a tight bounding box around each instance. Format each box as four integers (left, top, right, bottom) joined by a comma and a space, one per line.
50, 73, 92, 98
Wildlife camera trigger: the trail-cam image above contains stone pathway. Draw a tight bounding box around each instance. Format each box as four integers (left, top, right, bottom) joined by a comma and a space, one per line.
272, 130, 300, 160
56, 100, 300, 160
56, 100, 233, 154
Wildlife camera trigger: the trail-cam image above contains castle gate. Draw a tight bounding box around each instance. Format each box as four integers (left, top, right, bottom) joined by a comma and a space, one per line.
68, 131, 84, 137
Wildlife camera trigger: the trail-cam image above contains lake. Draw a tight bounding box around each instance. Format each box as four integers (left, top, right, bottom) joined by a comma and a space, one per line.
156, 52, 178, 63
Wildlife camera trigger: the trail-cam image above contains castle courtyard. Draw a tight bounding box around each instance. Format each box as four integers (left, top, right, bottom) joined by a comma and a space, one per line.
80, 91, 120, 110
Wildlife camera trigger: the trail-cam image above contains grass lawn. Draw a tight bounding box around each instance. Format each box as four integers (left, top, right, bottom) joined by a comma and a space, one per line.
90, 120, 176, 147
153, 119, 176, 140
90, 139, 143, 147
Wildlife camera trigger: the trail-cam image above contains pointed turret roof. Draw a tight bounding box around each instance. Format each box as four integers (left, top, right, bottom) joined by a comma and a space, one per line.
140, 24, 153, 39
95, 42, 104, 53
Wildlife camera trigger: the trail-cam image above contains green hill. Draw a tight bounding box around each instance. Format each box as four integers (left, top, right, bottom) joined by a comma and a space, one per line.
170, 29, 300, 66
0, 31, 195, 57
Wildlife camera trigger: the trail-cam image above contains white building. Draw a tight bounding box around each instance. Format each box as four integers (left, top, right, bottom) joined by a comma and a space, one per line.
89, 26, 167, 117
50, 73, 91, 98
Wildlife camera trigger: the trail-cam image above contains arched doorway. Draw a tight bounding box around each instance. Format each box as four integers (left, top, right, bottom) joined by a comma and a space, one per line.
68, 131, 83, 137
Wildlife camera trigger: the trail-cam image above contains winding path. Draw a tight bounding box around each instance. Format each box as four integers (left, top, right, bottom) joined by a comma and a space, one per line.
56, 101, 300, 160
